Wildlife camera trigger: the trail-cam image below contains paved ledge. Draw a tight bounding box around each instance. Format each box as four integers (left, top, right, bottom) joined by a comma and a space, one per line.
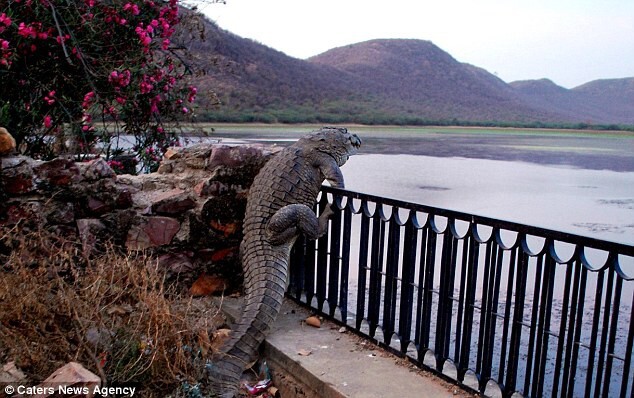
224, 298, 474, 398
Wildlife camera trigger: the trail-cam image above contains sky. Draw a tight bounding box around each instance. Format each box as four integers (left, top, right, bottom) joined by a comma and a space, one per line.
192, 0, 634, 89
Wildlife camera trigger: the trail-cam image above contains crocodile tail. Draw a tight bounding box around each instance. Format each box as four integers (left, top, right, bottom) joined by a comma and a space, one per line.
208, 254, 288, 397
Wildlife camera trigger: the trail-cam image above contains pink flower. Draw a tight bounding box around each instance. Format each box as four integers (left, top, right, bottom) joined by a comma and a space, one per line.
43, 115, 52, 128
108, 70, 131, 87
43, 91, 56, 105
140, 81, 153, 94
188, 86, 197, 102
0, 13, 12, 27
82, 91, 95, 108
18, 23, 37, 39
0, 40, 9, 50
124, 3, 140, 15
161, 38, 170, 50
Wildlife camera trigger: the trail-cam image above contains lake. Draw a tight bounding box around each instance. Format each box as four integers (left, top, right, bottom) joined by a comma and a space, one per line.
202, 125, 634, 246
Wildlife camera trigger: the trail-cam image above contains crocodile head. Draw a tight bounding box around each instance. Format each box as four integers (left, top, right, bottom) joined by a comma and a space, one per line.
302, 127, 362, 166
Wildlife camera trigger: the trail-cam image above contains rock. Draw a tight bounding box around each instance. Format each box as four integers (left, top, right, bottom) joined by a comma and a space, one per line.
164, 147, 183, 160
37, 362, 100, 397
115, 188, 133, 209
158, 252, 195, 274
76, 219, 106, 255
86, 196, 111, 215
156, 161, 173, 174
126, 216, 180, 250
209, 220, 239, 238
1, 156, 34, 194
0, 127, 16, 155
85, 327, 113, 348
150, 188, 196, 215
77, 158, 116, 181
0, 201, 43, 226
209, 246, 239, 262
47, 202, 75, 224
208, 145, 263, 169
189, 273, 227, 296
34, 158, 81, 187
305, 316, 321, 328
0, 361, 27, 383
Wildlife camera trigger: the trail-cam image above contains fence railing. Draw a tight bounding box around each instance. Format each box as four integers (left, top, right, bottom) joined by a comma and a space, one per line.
288, 186, 634, 398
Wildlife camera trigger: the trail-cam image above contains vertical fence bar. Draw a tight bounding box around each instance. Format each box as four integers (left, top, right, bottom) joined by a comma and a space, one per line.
355, 201, 371, 331
561, 258, 582, 398
339, 200, 353, 323
382, 209, 401, 344
414, 226, 429, 352
506, 249, 529, 394
421, 227, 437, 360
620, 286, 634, 398
524, 253, 544, 396
498, 245, 517, 390
304, 235, 316, 304
552, 257, 575, 398
327, 200, 342, 317
603, 272, 622, 398
459, 232, 479, 378
289, 236, 305, 299
477, 238, 496, 384
454, 229, 471, 371
594, 267, 615, 398
534, 255, 556, 398
398, 210, 417, 352
368, 206, 385, 338
567, 265, 588, 397
436, 230, 455, 362
585, 271, 605, 397
484, 244, 504, 386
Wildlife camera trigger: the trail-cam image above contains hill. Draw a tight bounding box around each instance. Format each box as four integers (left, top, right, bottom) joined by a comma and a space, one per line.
308, 39, 562, 123
190, 16, 634, 126
510, 78, 634, 124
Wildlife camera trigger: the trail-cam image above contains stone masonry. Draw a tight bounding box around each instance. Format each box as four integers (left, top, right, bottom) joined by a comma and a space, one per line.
0, 143, 278, 290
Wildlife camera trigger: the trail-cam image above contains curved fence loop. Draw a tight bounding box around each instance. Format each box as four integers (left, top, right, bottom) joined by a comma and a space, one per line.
290, 186, 634, 398
472, 223, 493, 243
429, 214, 448, 233
520, 234, 547, 256
494, 228, 519, 250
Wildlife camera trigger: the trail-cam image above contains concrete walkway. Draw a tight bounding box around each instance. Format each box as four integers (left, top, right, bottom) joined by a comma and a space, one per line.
257, 299, 473, 398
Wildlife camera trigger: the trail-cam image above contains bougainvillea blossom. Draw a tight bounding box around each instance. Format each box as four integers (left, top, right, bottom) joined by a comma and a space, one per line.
0, 0, 201, 172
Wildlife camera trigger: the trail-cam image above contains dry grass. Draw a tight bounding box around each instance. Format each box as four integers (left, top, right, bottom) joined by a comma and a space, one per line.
0, 225, 225, 396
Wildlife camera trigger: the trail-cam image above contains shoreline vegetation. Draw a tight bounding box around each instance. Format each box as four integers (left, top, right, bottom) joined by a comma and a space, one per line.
174, 122, 634, 137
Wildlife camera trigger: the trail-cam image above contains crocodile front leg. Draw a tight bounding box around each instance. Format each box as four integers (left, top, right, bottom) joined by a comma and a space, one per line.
314, 156, 345, 189
266, 203, 331, 245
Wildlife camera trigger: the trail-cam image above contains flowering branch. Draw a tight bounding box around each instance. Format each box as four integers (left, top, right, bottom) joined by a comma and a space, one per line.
0, 0, 206, 172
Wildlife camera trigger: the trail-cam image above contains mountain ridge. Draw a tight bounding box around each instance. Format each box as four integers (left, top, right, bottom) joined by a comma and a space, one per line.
191, 17, 634, 126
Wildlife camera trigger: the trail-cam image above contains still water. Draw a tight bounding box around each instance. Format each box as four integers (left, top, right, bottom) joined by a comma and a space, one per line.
209, 126, 634, 246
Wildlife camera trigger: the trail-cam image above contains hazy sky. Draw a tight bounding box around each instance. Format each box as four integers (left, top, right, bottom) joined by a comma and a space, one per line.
193, 0, 634, 89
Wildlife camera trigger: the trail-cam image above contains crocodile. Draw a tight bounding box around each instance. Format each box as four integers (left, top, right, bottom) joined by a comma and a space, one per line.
208, 127, 361, 397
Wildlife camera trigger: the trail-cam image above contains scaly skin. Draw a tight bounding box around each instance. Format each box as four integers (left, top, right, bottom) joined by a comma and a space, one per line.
208, 127, 361, 397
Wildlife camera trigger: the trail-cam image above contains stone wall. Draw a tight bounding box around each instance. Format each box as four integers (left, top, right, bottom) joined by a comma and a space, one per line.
0, 143, 278, 290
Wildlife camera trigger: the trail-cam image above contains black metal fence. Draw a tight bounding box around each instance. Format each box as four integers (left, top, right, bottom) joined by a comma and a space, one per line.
288, 186, 634, 398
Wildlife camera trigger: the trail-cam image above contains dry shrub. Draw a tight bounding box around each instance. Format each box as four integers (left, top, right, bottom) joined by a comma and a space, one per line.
0, 225, 225, 396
